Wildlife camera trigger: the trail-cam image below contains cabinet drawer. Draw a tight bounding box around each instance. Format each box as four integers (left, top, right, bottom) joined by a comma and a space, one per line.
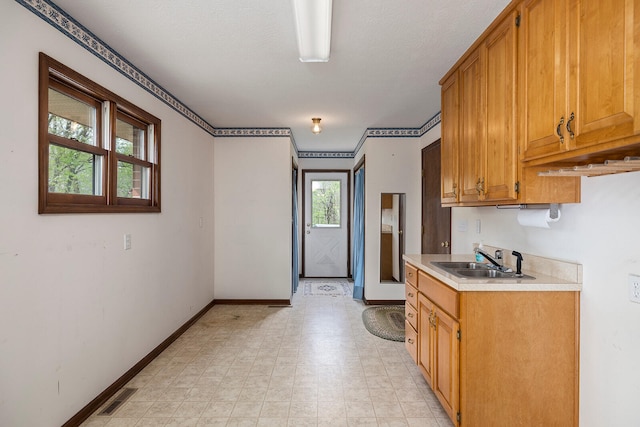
405, 263, 418, 287
405, 303, 418, 331
405, 283, 418, 309
418, 270, 459, 318
405, 320, 418, 363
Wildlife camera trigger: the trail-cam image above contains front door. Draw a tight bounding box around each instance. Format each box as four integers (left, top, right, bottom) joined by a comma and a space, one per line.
303, 171, 349, 277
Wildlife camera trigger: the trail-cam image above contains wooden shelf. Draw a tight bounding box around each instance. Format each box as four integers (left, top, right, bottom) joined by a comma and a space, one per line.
537, 157, 640, 177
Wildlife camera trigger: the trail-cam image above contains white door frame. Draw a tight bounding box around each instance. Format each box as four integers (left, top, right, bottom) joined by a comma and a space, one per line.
302, 170, 351, 278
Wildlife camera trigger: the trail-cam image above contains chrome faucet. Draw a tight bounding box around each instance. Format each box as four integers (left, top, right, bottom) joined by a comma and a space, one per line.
474, 247, 512, 272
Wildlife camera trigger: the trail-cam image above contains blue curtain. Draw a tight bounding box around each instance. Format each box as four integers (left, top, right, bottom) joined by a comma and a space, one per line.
353, 166, 365, 299
292, 168, 300, 293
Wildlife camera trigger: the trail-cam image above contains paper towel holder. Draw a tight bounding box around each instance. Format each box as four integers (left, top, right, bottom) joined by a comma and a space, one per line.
496, 203, 560, 220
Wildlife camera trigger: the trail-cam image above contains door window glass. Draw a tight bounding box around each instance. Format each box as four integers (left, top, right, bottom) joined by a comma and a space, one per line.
311, 180, 341, 227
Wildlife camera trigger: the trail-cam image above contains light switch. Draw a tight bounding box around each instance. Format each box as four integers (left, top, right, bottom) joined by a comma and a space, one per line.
124, 234, 131, 250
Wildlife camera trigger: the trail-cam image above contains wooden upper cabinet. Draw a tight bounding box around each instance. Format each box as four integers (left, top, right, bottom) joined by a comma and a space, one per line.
440, 0, 582, 206
442, 9, 520, 206
570, 0, 638, 150
520, 0, 569, 160
458, 50, 484, 203
522, 0, 640, 164
441, 73, 459, 204
483, 10, 519, 202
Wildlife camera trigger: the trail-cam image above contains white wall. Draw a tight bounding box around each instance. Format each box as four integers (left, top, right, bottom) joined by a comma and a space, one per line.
0, 3, 215, 425
213, 137, 292, 300
357, 138, 422, 301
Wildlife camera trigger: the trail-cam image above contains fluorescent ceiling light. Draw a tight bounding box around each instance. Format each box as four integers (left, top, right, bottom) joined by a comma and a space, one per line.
292, 0, 333, 62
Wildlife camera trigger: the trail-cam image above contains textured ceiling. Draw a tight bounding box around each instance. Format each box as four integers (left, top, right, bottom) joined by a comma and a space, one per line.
50, 0, 511, 153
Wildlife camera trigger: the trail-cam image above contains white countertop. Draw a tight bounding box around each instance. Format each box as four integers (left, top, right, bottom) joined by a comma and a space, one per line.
403, 253, 582, 292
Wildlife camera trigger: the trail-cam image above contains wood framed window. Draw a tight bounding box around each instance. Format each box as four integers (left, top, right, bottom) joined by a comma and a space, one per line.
39, 53, 161, 213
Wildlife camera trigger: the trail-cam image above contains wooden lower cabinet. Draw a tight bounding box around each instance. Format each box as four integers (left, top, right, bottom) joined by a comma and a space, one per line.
405, 264, 419, 364
411, 267, 579, 427
417, 294, 435, 388
419, 293, 459, 422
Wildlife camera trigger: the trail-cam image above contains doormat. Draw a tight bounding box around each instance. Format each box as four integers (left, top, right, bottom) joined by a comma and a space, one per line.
303, 281, 352, 296
362, 306, 405, 342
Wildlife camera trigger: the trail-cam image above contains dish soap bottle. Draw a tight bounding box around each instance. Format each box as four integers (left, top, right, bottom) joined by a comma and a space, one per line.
475, 242, 484, 262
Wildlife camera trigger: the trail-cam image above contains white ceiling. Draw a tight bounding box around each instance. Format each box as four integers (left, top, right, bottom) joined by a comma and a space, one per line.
51, 0, 511, 154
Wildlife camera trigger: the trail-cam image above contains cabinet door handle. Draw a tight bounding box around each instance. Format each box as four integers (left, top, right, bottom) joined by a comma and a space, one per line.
566, 112, 575, 139
452, 183, 457, 198
407, 338, 414, 344
408, 292, 414, 298
475, 177, 485, 195
556, 116, 565, 143
407, 312, 414, 318
407, 272, 413, 277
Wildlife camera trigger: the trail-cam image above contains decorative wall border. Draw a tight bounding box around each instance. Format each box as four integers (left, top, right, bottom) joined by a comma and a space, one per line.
17, 0, 440, 160
345, 111, 442, 159
213, 128, 292, 138
16, 0, 217, 136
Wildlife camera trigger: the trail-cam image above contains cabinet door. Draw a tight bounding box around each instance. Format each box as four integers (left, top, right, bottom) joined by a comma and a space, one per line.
483, 10, 518, 202
434, 307, 460, 425
569, 0, 639, 149
458, 50, 483, 203
441, 73, 459, 205
418, 294, 435, 388
520, 0, 569, 160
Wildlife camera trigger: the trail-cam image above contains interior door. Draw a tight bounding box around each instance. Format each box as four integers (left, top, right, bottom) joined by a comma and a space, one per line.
303, 171, 349, 277
422, 140, 452, 253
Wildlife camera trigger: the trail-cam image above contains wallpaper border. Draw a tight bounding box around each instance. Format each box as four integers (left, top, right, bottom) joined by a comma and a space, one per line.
17, 0, 440, 159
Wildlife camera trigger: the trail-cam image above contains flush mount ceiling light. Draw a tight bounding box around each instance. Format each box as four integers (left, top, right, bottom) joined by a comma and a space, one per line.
292, 0, 333, 62
311, 117, 322, 134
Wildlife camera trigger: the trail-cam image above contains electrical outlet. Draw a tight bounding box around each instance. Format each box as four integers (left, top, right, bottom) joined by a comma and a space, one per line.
124, 234, 131, 250
629, 274, 640, 303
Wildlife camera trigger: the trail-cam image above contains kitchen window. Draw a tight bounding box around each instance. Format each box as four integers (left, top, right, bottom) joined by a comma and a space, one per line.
39, 53, 161, 213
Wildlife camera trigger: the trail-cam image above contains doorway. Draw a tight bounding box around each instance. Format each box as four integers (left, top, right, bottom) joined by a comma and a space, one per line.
302, 171, 350, 277
380, 193, 405, 282
422, 140, 452, 253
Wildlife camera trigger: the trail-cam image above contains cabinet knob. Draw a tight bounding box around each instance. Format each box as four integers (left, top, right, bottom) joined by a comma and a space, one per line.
408, 292, 414, 298
407, 312, 414, 318
407, 338, 414, 344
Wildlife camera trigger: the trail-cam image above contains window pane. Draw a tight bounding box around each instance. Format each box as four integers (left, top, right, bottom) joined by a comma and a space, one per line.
311, 180, 341, 227
48, 144, 100, 195
48, 88, 96, 145
117, 161, 150, 199
116, 118, 146, 160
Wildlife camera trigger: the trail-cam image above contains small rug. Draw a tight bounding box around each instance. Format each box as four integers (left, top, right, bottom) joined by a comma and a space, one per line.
303, 281, 352, 296
362, 305, 405, 342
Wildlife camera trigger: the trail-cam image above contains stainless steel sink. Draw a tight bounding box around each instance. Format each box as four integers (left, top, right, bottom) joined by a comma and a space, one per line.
432, 261, 490, 270
431, 261, 535, 280
455, 269, 535, 279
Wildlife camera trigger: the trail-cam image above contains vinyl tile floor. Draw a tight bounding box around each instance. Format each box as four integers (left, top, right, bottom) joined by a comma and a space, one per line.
80, 281, 454, 427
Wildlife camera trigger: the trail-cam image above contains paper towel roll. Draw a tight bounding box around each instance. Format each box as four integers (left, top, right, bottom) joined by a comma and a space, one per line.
517, 208, 561, 228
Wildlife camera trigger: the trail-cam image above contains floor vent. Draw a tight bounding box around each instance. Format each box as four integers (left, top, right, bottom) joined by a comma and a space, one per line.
97, 387, 137, 416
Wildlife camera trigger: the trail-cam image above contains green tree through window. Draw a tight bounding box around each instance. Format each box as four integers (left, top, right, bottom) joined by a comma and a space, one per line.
312, 180, 340, 227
